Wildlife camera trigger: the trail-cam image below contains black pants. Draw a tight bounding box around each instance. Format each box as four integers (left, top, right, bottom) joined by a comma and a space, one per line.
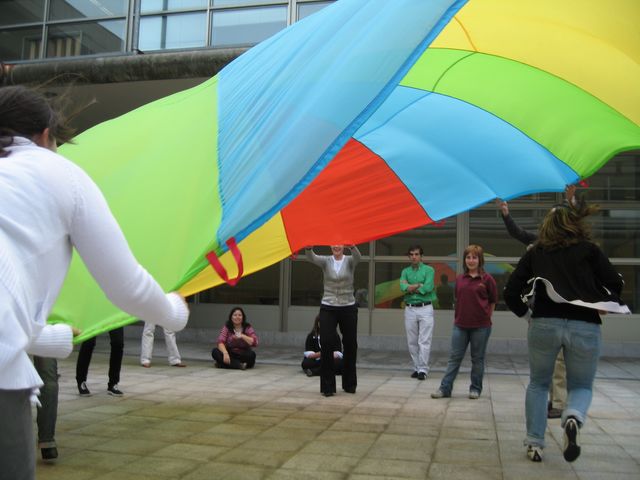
211, 347, 256, 369
319, 304, 357, 394
76, 327, 124, 388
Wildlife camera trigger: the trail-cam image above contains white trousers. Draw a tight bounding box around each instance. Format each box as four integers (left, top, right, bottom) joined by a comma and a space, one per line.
140, 322, 181, 365
404, 304, 434, 374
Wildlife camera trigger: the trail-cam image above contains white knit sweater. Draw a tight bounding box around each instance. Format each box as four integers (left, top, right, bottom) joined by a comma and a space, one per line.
0, 138, 188, 392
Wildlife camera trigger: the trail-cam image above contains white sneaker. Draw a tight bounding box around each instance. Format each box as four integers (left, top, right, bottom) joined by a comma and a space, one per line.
431, 389, 450, 399
469, 390, 480, 400
527, 445, 543, 462
563, 417, 581, 462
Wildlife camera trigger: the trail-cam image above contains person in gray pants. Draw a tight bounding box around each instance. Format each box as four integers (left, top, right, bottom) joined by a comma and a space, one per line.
33, 357, 59, 461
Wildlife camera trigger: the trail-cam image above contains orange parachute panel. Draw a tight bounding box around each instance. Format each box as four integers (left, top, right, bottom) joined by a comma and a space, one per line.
282, 138, 433, 250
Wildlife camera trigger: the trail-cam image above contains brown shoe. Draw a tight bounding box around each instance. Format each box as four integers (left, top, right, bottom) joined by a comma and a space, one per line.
171, 362, 187, 367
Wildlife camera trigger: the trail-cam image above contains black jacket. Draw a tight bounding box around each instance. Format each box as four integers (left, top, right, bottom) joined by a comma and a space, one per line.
504, 241, 628, 324
501, 213, 537, 246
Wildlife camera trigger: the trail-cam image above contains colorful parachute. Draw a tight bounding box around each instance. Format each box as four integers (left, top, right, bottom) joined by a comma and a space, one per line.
50, 0, 640, 341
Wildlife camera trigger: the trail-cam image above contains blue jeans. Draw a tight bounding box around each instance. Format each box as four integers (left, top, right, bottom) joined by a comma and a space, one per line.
525, 318, 601, 448
439, 325, 492, 395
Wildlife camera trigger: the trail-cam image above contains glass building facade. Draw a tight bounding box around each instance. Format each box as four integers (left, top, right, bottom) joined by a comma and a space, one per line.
2, 1, 639, 347
0, 0, 333, 60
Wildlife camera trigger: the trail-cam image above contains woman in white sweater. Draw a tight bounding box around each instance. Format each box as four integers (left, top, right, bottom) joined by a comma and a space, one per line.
0, 85, 189, 480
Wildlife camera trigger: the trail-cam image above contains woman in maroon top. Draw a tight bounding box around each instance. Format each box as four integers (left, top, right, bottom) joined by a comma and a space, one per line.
211, 307, 259, 369
432, 245, 497, 400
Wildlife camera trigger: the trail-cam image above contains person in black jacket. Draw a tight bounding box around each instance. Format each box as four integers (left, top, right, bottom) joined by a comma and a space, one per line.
497, 188, 576, 420
301, 315, 344, 377
504, 196, 629, 464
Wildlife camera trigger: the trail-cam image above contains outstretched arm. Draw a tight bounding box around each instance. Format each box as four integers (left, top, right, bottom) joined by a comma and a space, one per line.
496, 199, 537, 246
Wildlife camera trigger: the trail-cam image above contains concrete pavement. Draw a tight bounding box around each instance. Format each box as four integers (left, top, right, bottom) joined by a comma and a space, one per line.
34, 341, 640, 479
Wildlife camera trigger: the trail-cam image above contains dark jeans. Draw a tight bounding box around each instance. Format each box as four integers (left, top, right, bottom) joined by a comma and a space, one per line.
76, 327, 124, 388
319, 304, 357, 394
301, 356, 344, 376
211, 347, 256, 369
440, 325, 492, 395
33, 356, 58, 447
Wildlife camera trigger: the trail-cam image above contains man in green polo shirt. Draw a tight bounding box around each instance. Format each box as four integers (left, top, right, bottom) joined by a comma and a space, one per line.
400, 245, 437, 380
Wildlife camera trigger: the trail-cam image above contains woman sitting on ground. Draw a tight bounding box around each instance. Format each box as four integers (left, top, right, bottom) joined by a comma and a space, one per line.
211, 307, 258, 370
301, 315, 344, 377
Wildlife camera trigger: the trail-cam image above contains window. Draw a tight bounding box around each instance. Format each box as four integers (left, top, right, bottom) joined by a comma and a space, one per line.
46, 20, 126, 57
375, 222, 456, 257
374, 261, 457, 310
211, 6, 287, 48
49, 0, 128, 20
0, 0, 45, 26
141, 0, 208, 12
139, 11, 207, 50
0, 26, 43, 60
584, 153, 640, 259
199, 263, 280, 305
297, 1, 334, 20
470, 205, 546, 258
615, 265, 640, 314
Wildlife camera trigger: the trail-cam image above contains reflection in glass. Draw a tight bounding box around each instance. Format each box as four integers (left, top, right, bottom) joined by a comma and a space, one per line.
613, 265, 639, 314
213, 0, 282, 6
374, 261, 457, 310
49, 0, 128, 20
139, 12, 206, 50
199, 263, 280, 305
0, 27, 43, 60
484, 261, 516, 311
589, 209, 640, 259
584, 152, 640, 202
375, 222, 456, 257
46, 20, 125, 57
211, 6, 286, 48
141, 0, 208, 13
0, 0, 44, 26
298, 1, 334, 20
291, 260, 368, 307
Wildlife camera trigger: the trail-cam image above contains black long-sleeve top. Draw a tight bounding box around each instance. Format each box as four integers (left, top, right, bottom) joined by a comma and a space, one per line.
504, 241, 628, 324
501, 213, 537, 246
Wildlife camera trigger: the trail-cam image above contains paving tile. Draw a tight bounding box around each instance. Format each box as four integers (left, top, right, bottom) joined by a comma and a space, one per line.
116, 455, 198, 477
182, 462, 269, 480
425, 463, 503, 480
267, 469, 346, 480
281, 452, 360, 473
351, 458, 429, 478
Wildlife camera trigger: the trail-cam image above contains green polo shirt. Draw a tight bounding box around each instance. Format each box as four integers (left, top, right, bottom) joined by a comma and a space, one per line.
400, 263, 436, 305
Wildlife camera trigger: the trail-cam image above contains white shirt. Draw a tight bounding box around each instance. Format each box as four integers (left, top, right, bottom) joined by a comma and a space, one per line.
0, 139, 188, 392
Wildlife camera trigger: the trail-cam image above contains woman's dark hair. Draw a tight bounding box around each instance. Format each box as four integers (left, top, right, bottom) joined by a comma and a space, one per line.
536, 195, 598, 250
310, 314, 321, 336
0, 85, 76, 157
225, 306, 249, 332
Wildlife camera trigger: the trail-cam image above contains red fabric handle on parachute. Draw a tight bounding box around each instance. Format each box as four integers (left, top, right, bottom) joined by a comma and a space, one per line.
205, 237, 244, 287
